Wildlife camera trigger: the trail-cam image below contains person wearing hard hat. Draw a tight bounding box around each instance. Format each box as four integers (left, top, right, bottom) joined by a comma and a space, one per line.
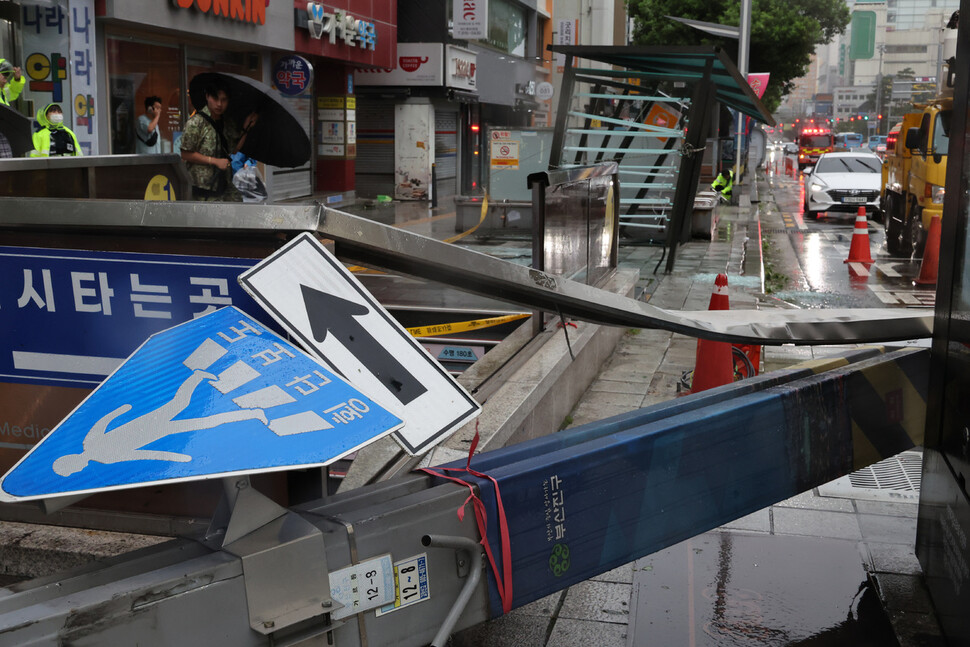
0, 58, 25, 106
31, 103, 81, 157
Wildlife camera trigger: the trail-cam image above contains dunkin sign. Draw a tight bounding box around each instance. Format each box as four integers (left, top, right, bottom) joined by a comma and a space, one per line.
172, 0, 267, 25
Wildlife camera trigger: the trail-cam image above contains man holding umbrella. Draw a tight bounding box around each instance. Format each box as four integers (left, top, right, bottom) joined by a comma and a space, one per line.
180, 79, 257, 201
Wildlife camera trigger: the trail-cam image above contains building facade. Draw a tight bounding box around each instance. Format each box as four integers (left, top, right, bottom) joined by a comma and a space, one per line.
0, 0, 399, 201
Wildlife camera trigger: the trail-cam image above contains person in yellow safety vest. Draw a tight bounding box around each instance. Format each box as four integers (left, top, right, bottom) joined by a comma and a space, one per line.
31, 103, 81, 157
711, 169, 734, 200
0, 58, 25, 106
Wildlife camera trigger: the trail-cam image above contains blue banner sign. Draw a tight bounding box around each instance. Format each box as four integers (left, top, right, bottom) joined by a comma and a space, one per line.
0, 246, 263, 388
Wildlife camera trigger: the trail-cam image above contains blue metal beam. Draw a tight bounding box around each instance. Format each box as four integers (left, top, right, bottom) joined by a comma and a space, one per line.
436, 348, 928, 617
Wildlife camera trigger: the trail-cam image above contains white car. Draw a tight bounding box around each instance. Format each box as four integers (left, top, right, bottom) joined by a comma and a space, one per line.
804, 151, 883, 217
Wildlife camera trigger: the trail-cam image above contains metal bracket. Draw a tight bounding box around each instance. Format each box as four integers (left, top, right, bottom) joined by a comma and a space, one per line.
422, 534, 483, 647
213, 477, 343, 636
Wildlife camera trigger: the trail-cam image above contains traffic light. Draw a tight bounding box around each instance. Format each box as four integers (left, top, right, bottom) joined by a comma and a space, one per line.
877, 114, 883, 120
864, 115, 869, 120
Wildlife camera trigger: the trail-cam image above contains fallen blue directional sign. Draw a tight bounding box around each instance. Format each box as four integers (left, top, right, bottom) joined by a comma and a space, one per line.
0, 306, 403, 502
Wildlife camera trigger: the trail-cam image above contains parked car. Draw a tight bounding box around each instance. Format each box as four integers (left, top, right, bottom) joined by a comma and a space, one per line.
783, 142, 798, 154
804, 151, 883, 217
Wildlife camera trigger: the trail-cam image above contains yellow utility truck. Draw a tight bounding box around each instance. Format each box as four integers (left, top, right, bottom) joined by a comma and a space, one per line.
880, 20, 956, 257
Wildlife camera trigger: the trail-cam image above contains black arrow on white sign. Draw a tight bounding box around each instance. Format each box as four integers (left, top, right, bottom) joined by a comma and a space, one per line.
301, 284, 428, 406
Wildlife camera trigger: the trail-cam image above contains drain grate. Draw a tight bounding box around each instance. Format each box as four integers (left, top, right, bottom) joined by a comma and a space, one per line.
848, 451, 922, 490
817, 450, 922, 502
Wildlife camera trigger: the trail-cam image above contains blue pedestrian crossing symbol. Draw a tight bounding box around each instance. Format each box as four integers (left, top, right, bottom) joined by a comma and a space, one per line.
0, 306, 403, 501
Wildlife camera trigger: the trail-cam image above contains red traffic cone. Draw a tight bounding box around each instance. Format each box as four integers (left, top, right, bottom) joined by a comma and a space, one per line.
690, 274, 734, 393
844, 207, 873, 264
915, 213, 942, 286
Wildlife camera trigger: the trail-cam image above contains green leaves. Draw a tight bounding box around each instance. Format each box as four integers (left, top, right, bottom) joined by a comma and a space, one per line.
628, 0, 850, 113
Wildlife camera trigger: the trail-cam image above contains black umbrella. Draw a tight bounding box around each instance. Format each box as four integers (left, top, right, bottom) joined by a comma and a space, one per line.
188, 72, 310, 168
0, 103, 32, 158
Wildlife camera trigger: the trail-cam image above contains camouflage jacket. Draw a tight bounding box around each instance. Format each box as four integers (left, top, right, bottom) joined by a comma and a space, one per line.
181, 107, 241, 196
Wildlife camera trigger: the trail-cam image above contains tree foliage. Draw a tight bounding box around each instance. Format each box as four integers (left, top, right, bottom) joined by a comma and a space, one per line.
627, 0, 850, 113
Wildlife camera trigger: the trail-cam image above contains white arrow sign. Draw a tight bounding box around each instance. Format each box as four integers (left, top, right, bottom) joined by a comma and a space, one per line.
239, 233, 481, 454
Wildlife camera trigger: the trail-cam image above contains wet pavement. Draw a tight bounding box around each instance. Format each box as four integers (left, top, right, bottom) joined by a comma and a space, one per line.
355, 161, 944, 646
630, 532, 898, 646
0, 163, 945, 644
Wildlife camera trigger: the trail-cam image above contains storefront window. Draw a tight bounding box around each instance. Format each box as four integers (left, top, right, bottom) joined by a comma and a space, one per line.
106, 38, 261, 156
486, 0, 527, 57
106, 38, 182, 154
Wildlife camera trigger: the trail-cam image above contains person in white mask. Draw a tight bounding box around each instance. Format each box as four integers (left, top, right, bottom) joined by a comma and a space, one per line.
31, 103, 81, 157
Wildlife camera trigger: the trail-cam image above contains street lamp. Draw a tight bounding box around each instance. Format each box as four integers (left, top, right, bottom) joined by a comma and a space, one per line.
874, 44, 885, 136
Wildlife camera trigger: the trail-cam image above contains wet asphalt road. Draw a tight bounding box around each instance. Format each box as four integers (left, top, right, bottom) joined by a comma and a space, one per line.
763, 151, 935, 311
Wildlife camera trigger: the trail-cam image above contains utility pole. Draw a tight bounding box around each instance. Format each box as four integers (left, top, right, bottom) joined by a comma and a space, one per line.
874, 44, 885, 136
733, 0, 751, 201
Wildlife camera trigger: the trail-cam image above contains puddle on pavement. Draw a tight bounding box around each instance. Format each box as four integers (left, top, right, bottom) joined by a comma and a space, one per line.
630, 531, 899, 646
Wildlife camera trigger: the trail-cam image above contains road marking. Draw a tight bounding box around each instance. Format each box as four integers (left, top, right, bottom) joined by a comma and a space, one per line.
848, 262, 870, 276
874, 263, 901, 278
868, 286, 936, 306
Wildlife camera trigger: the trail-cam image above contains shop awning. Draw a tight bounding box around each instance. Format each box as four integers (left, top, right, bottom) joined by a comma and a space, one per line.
548, 45, 774, 126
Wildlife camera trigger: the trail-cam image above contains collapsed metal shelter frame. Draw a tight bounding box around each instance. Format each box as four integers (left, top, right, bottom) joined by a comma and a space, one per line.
547, 45, 775, 272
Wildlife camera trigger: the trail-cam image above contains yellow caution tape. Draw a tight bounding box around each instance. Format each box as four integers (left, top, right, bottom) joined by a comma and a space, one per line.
407, 312, 530, 337
443, 191, 489, 244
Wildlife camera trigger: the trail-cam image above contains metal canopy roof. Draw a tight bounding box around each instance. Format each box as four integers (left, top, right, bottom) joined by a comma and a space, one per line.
549, 45, 775, 126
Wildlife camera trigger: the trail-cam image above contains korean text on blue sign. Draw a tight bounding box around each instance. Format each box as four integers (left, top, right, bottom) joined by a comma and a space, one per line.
274, 55, 313, 96
0, 246, 263, 388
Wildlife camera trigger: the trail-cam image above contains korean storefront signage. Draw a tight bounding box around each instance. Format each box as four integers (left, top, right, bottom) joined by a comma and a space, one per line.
69, 0, 99, 154
556, 19, 577, 73
445, 45, 476, 92
306, 3, 377, 50
171, 0, 267, 26
453, 0, 487, 40
354, 44, 443, 87
317, 96, 356, 158
274, 55, 313, 96
21, 2, 100, 155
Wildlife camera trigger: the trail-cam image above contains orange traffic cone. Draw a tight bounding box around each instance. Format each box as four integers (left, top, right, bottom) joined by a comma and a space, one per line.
844, 207, 873, 264
690, 274, 734, 393
915, 213, 942, 286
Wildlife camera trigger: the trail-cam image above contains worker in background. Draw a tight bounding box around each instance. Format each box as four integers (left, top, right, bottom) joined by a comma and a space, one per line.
0, 58, 24, 106
31, 103, 81, 157
711, 168, 733, 201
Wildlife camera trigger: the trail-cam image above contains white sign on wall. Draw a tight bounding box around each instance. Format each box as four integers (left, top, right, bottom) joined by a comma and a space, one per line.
354, 43, 443, 87
445, 45, 477, 92
453, 0, 487, 39
556, 19, 578, 72
321, 121, 345, 144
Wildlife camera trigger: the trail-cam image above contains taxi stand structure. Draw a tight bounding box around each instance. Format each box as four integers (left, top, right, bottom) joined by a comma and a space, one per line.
0, 195, 940, 645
